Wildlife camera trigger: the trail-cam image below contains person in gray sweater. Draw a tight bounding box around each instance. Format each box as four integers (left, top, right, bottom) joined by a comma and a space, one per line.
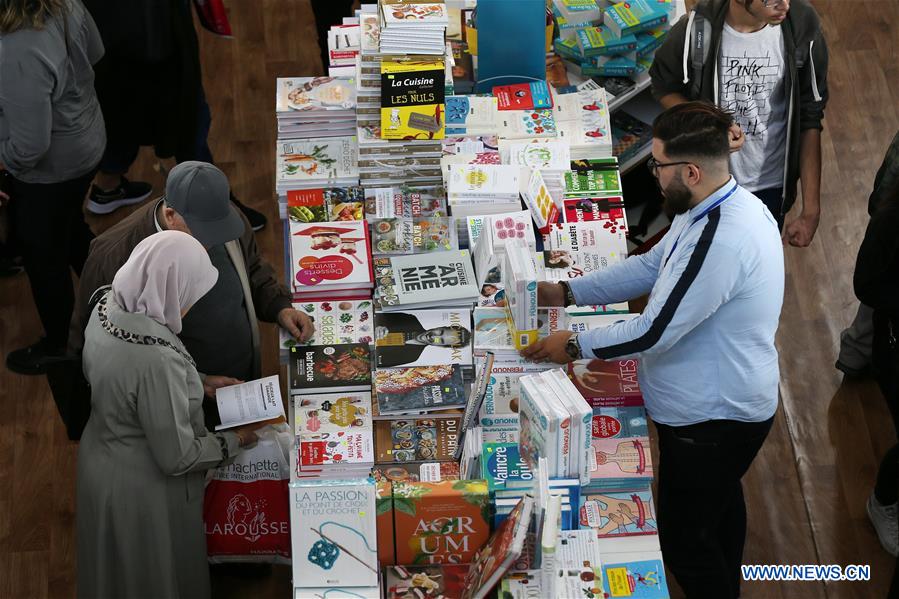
0, 0, 106, 374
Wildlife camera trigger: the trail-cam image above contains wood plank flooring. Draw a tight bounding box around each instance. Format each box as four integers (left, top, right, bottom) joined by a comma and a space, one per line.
0, 0, 896, 597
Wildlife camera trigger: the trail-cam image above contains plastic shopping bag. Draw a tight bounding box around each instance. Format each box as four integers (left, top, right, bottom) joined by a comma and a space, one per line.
204, 424, 293, 563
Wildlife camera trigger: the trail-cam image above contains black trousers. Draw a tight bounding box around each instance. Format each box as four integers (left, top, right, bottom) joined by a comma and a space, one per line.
656, 416, 774, 599
872, 311, 899, 506
9, 172, 96, 348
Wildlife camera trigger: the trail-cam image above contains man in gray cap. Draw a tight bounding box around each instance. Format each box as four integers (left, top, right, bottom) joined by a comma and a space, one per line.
74, 162, 313, 405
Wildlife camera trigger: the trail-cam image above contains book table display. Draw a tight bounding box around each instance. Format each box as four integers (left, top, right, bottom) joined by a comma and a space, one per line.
276, 1, 684, 597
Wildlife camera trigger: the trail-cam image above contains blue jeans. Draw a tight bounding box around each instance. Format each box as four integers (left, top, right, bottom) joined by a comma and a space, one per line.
753, 187, 785, 231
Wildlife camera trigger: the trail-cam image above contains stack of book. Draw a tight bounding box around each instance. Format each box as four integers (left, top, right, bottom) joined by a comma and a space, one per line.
369, 216, 458, 255
326, 21, 361, 72
275, 77, 357, 141
468, 211, 536, 306
278, 298, 374, 362
379, 1, 449, 55
372, 250, 479, 311
290, 479, 380, 598
283, 185, 365, 223
275, 137, 360, 199
446, 164, 524, 218
287, 220, 374, 300
382, 495, 534, 599
292, 392, 376, 479
518, 369, 593, 481
502, 239, 540, 349
554, 87, 614, 159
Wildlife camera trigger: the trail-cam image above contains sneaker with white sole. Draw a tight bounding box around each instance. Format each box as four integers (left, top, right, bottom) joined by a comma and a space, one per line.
87, 176, 153, 214
867, 493, 899, 556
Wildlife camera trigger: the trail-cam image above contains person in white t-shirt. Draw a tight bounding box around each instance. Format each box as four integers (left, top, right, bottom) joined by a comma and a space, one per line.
650, 0, 829, 245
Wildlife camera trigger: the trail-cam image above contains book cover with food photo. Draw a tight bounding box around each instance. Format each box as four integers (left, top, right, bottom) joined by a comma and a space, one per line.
370, 217, 458, 255
276, 77, 357, 114
374, 365, 466, 415
294, 392, 372, 435
374, 417, 461, 464
287, 186, 365, 223
288, 343, 372, 394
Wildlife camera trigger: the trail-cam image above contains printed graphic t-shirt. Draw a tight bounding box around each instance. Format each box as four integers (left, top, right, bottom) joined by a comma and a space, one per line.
719, 22, 788, 193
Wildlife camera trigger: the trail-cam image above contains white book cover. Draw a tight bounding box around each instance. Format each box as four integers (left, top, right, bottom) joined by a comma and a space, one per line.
546, 221, 628, 264
380, 2, 449, 27
214, 375, 284, 431
276, 77, 357, 114
373, 250, 479, 309
447, 164, 523, 199
544, 369, 592, 485
289, 480, 378, 588
518, 375, 561, 476
374, 308, 473, 368
521, 169, 561, 233
534, 372, 573, 479
276, 137, 359, 184
294, 392, 373, 435
500, 138, 572, 170
467, 211, 536, 252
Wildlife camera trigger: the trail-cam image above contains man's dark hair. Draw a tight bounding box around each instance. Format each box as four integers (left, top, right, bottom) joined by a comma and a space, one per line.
653, 101, 734, 161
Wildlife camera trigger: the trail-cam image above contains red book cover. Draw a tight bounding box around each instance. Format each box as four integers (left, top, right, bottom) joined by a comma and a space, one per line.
492, 81, 553, 111
567, 359, 644, 407
562, 197, 628, 236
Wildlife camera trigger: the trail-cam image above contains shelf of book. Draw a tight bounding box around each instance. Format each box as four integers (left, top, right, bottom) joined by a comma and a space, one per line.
608, 73, 652, 113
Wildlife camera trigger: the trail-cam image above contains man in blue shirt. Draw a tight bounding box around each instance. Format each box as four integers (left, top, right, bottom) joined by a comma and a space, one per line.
524, 102, 784, 598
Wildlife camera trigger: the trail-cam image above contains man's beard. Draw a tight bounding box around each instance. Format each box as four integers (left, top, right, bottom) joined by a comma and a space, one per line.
660, 172, 694, 215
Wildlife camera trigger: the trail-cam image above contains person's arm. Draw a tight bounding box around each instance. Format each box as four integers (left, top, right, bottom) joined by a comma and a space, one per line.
137, 355, 241, 476
785, 20, 829, 246
577, 234, 744, 360
649, 14, 691, 103
562, 231, 667, 307
239, 223, 293, 322
0, 49, 54, 174
784, 129, 822, 247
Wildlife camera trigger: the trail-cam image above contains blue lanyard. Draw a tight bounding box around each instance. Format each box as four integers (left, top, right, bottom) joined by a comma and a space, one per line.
664, 182, 738, 266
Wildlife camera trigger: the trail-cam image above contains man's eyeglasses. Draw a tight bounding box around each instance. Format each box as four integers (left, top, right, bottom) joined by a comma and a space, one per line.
762, 0, 788, 9
647, 157, 693, 178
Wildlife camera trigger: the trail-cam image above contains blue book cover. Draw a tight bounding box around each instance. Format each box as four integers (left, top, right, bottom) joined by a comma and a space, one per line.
604, 0, 669, 39
635, 28, 667, 59
576, 25, 638, 57
592, 406, 648, 439
602, 559, 669, 598
481, 442, 534, 490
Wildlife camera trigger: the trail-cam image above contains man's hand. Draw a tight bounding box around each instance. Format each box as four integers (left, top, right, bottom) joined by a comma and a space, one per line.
203, 375, 243, 398
538, 281, 566, 307
783, 211, 820, 248
728, 123, 745, 153
278, 308, 315, 342
520, 330, 575, 365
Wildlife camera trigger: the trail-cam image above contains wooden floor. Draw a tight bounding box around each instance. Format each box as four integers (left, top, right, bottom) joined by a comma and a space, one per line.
0, 1, 896, 597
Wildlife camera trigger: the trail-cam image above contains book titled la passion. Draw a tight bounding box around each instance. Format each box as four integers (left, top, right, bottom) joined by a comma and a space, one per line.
381, 59, 446, 140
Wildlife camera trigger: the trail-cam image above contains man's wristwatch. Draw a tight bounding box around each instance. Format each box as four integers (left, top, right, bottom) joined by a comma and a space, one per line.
558, 281, 576, 307
565, 333, 582, 361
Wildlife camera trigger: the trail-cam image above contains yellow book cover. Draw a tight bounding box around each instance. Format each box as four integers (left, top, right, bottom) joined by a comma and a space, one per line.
381, 59, 446, 140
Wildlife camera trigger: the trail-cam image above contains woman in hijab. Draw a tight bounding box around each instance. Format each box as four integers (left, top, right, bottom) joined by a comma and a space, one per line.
76, 230, 259, 599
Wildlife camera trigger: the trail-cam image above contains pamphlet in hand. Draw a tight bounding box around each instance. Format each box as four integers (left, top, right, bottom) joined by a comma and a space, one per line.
214, 375, 285, 431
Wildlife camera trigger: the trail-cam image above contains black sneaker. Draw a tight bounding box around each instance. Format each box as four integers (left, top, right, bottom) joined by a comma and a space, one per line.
231, 197, 267, 232
6, 338, 68, 375
87, 176, 153, 215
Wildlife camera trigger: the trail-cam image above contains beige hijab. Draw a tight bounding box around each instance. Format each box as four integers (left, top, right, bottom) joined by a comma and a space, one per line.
111, 231, 219, 335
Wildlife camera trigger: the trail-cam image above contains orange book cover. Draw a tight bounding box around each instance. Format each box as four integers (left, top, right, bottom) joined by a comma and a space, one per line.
392, 480, 490, 565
